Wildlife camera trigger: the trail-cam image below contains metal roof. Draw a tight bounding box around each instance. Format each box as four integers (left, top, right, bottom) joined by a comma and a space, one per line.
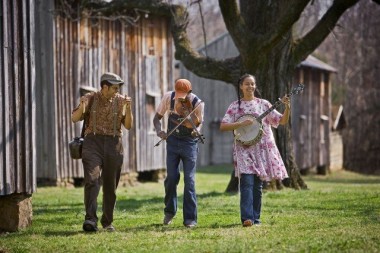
299, 55, 337, 73
200, 33, 337, 73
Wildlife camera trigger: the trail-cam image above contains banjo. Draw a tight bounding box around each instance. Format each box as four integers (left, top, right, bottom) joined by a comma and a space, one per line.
233, 84, 304, 146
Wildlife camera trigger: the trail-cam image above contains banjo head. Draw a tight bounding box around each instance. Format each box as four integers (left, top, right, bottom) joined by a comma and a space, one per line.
233, 114, 263, 146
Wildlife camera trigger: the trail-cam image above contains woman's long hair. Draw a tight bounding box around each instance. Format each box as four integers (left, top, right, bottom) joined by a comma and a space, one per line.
237, 74, 261, 110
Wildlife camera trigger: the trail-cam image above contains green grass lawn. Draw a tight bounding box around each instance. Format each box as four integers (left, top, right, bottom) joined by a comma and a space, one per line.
1, 165, 379, 253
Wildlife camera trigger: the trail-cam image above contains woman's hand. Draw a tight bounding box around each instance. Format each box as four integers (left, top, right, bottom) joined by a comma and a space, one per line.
281, 95, 290, 109
239, 119, 254, 127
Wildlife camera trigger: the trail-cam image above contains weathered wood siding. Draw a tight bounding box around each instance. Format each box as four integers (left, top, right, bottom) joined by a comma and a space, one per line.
35, 0, 171, 182
292, 68, 331, 170
180, 33, 334, 170
180, 35, 238, 165
0, 0, 36, 195
330, 131, 343, 170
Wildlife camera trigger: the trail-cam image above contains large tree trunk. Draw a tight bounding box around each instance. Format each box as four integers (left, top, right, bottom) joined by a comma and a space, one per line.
226, 38, 307, 192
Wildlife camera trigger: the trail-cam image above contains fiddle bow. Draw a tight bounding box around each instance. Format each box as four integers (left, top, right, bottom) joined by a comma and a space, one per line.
154, 101, 205, 147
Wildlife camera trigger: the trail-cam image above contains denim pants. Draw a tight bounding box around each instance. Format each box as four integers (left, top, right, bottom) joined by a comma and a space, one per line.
240, 174, 263, 224
164, 134, 198, 225
82, 134, 123, 227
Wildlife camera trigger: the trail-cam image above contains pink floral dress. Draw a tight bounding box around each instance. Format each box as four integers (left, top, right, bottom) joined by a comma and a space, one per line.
222, 99, 289, 181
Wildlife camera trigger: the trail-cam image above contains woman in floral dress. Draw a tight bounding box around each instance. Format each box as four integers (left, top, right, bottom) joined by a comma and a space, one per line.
220, 74, 291, 227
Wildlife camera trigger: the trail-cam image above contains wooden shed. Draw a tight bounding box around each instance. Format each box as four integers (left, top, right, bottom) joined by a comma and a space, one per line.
292, 56, 337, 173
180, 33, 336, 173
35, 0, 172, 184
0, 0, 36, 231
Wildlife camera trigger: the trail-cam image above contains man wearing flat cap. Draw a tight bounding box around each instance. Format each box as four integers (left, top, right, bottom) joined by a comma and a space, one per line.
153, 78, 205, 228
72, 72, 133, 232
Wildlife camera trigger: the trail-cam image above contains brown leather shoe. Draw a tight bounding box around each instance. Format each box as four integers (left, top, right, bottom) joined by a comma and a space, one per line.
83, 220, 98, 232
243, 220, 253, 227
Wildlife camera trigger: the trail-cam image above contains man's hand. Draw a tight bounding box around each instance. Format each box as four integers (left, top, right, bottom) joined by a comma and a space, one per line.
157, 131, 167, 139
80, 97, 89, 113
124, 95, 132, 108
122, 96, 132, 116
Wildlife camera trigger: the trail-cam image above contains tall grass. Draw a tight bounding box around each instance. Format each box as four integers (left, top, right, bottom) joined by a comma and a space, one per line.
0, 165, 379, 253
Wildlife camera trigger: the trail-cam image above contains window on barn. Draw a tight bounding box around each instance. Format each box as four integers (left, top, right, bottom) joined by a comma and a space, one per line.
144, 56, 160, 95
299, 115, 307, 145
143, 18, 155, 56
146, 94, 158, 133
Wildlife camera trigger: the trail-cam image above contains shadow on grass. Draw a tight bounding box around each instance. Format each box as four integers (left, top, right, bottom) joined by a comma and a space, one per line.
38, 222, 242, 236
115, 222, 240, 233
305, 176, 380, 185
116, 190, 232, 212
197, 164, 233, 175
33, 206, 83, 216
43, 230, 84, 237
265, 194, 380, 215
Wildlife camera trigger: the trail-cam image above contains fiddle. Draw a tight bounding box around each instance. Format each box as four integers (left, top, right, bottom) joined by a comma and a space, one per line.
174, 97, 205, 143
154, 101, 205, 147
175, 98, 200, 128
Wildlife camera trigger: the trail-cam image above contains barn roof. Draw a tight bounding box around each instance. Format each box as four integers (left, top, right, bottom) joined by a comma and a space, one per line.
299, 55, 337, 73
199, 33, 337, 73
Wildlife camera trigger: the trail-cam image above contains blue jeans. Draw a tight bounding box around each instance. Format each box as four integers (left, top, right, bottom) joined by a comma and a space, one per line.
240, 174, 263, 224
164, 135, 198, 225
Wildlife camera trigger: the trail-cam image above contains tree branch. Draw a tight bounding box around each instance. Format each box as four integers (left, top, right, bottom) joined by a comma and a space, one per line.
262, 0, 311, 50
218, 0, 249, 51
293, 0, 360, 63
169, 3, 241, 83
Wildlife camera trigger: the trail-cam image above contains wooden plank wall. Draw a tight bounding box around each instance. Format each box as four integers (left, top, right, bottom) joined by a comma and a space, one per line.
35, 0, 57, 181
180, 34, 238, 166
35, 1, 170, 181
292, 68, 331, 169
136, 17, 171, 172
0, 0, 36, 195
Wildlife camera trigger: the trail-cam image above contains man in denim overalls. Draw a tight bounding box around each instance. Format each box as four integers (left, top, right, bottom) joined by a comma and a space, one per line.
153, 79, 204, 228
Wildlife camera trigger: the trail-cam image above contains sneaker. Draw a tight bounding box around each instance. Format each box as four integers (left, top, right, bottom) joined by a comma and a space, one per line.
254, 220, 261, 226
184, 223, 196, 228
163, 214, 174, 225
82, 220, 98, 232
243, 220, 253, 227
103, 224, 115, 232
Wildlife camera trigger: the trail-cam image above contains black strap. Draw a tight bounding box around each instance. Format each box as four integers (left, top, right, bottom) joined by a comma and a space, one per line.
112, 97, 118, 137
192, 96, 199, 107
170, 91, 175, 110
91, 95, 98, 134
81, 93, 95, 137
80, 120, 86, 138
170, 91, 199, 109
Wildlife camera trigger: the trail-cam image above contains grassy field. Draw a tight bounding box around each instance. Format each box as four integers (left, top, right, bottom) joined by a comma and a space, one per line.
0, 165, 379, 253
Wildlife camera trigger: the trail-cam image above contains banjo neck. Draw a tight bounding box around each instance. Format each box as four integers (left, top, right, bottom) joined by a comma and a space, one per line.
256, 83, 305, 122
256, 100, 283, 122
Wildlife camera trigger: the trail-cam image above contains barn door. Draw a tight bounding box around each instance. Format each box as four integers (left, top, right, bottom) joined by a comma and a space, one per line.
136, 55, 166, 172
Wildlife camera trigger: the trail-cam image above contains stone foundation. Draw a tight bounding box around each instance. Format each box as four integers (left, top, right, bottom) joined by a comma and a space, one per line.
0, 193, 33, 232
120, 171, 139, 187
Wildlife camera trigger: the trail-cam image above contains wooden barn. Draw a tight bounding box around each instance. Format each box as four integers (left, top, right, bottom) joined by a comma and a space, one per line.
35, 1, 172, 184
179, 33, 337, 173
0, 0, 36, 231
292, 55, 337, 173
